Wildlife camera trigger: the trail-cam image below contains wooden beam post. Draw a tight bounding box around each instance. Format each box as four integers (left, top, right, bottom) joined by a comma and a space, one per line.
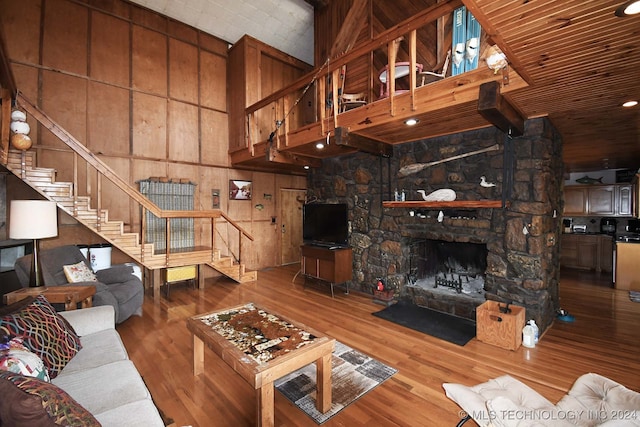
334, 127, 393, 157
478, 81, 525, 137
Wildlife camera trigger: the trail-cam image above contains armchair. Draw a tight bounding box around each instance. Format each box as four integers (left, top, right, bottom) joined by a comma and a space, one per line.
14, 245, 144, 324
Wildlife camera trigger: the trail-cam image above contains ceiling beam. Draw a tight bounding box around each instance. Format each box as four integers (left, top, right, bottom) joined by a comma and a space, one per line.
477, 80, 525, 137
334, 127, 393, 157
266, 144, 322, 167
329, 0, 369, 58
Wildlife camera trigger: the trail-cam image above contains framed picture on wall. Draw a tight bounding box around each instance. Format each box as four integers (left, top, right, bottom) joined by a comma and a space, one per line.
229, 180, 252, 200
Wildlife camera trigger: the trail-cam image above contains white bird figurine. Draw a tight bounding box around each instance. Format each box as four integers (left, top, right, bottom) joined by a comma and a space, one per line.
417, 189, 457, 201
480, 176, 496, 188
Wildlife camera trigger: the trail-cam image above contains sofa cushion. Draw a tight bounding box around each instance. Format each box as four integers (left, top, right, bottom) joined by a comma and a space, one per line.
0, 370, 100, 426
63, 261, 98, 283
0, 336, 50, 382
94, 399, 166, 427
59, 329, 128, 374
0, 296, 82, 379
51, 360, 152, 415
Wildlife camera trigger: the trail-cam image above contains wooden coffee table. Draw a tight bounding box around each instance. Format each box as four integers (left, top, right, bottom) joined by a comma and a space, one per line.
3, 285, 96, 311
187, 303, 335, 427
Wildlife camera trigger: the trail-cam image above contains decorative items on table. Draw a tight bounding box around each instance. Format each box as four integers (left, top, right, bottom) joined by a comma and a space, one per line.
10, 109, 32, 151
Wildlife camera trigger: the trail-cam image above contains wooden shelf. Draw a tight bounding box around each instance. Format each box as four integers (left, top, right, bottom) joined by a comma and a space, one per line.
382, 200, 507, 209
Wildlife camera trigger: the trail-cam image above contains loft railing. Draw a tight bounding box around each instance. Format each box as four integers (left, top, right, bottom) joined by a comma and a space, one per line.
10, 92, 253, 269
242, 0, 462, 151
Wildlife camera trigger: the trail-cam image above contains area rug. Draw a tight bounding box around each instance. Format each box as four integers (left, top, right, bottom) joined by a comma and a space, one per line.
630, 291, 640, 303
373, 301, 476, 346
274, 341, 397, 424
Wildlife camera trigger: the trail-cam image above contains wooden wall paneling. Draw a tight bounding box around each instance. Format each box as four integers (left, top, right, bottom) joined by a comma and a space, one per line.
169, 39, 198, 103
251, 172, 276, 221
168, 100, 199, 163
168, 19, 198, 45
199, 33, 228, 57
90, 12, 130, 87
0, 0, 41, 65
132, 25, 167, 96
252, 221, 278, 268
89, 0, 131, 19
200, 108, 229, 166
200, 51, 226, 111
93, 155, 131, 228
42, 0, 88, 75
197, 166, 227, 251
130, 4, 168, 34
41, 71, 87, 150
11, 64, 39, 145
226, 38, 248, 152
132, 92, 167, 159
87, 82, 130, 155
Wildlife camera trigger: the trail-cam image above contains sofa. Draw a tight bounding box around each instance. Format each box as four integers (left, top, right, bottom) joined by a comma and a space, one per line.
15, 245, 144, 324
444, 373, 640, 427
0, 295, 165, 426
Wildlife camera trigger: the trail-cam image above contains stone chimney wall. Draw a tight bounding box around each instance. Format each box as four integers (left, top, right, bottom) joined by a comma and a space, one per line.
307, 118, 564, 329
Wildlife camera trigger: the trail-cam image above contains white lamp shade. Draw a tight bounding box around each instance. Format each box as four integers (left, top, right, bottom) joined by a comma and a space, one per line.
10, 200, 58, 239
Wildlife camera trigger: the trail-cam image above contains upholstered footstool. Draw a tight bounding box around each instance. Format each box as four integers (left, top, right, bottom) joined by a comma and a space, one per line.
443, 373, 640, 427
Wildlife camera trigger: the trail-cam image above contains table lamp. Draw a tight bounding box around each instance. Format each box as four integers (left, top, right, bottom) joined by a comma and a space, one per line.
9, 200, 58, 287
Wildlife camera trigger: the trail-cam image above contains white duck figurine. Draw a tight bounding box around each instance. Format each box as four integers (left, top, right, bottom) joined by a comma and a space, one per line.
480, 176, 496, 188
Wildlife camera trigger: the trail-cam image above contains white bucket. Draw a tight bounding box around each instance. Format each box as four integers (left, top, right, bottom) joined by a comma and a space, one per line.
89, 244, 112, 272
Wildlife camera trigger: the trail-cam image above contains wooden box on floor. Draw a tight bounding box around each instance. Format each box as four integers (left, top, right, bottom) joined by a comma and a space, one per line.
476, 300, 525, 350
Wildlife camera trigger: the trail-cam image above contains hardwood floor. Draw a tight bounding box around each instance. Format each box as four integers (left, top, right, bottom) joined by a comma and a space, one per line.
116, 265, 640, 426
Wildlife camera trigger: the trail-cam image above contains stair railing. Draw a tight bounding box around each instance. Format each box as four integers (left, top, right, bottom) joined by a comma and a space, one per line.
13, 92, 253, 269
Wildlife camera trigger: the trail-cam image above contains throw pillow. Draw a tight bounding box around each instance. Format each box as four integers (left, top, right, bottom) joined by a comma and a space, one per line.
63, 261, 97, 283
0, 295, 82, 379
0, 370, 100, 426
0, 336, 50, 382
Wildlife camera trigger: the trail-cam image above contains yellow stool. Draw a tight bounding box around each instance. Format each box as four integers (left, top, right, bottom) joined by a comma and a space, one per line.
164, 265, 197, 297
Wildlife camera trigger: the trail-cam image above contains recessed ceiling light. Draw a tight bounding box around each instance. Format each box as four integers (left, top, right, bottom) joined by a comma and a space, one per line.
622, 100, 638, 107
404, 118, 419, 126
615, 0, 640, 16
315, 142, 325, 149
303, 165, 310, 170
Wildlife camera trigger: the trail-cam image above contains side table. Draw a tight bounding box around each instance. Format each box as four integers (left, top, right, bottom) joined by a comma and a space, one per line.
3, 285, 97, 311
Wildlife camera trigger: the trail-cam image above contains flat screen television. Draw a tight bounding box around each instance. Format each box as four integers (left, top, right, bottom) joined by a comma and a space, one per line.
303, 203, 349, 248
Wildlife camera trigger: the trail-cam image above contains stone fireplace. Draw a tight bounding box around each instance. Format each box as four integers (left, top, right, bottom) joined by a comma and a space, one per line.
307, 118, 563, 330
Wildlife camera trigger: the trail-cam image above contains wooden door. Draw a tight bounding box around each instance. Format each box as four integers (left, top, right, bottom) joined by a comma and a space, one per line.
280, 189, 306, 265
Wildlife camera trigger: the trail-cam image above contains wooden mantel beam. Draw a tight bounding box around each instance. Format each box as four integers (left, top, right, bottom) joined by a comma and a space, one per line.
334, 127, 393, 157
477, 80, 525, 137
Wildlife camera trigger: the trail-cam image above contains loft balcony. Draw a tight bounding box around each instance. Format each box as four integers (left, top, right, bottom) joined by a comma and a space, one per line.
228, 0, 528, 174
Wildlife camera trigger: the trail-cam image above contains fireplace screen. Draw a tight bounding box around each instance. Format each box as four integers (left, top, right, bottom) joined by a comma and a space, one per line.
408, 239, 487, 295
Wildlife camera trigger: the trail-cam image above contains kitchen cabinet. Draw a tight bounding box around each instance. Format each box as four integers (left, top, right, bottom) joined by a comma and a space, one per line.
615, 242, 640, 290
560, 234, 612, 273
563, 184, 632, 217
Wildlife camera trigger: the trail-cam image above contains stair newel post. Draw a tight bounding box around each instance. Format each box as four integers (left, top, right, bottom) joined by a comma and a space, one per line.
140, 206, 147, 262
96, 173, 102, 231
73, 152, 78, 217
165, 217, 171, 267
237, 228, 242, 264
211, 216, 216, 262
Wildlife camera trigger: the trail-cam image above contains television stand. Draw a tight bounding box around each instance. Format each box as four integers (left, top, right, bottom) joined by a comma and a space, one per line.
300, 245, 353, 298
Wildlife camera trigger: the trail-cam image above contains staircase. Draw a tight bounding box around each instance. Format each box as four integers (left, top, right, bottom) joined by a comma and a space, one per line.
3, 93, 256, 291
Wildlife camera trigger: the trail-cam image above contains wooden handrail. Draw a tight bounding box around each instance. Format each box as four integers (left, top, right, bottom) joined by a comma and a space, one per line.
245, 0, 462, 117
15, 92, 254, 264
